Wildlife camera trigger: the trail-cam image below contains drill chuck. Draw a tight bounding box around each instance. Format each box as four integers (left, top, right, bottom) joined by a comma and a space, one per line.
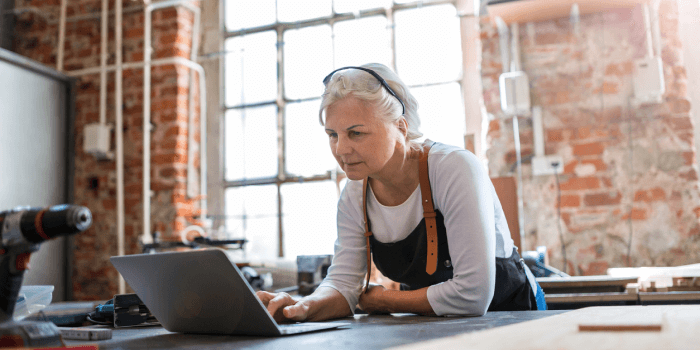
1, 205, 92, 245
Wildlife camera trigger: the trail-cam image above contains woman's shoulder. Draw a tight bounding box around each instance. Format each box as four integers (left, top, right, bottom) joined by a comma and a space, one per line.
427, 141, 483, 171
338, 179, 364, 208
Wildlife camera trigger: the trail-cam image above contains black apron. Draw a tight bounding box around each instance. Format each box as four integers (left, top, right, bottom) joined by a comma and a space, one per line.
362, 142, 537, 312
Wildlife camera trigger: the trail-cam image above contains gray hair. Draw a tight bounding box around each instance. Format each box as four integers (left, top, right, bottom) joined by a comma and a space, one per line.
318, 63, 422, 150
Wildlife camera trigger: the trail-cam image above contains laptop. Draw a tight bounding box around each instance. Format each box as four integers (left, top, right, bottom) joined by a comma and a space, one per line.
110, 249, 350, 336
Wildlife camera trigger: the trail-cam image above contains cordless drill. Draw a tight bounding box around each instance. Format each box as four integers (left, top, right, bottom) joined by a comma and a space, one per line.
0, 204, 92, 348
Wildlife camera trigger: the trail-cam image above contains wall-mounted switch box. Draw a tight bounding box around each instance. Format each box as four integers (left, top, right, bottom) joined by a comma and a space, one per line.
532, 155, 563, 176
633, 57, 665, 105
499, 71, 531, 116
84, 123, 113, 160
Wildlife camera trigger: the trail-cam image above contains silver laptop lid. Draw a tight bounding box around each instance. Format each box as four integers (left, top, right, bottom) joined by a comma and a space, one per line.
110, 249, 281, 336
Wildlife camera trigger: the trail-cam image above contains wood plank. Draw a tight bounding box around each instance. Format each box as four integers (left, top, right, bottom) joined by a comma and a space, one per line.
578, 324, 662, 332
639, 291, 700, 302
537, 276, 638, 289
545, 292, 637, 304
389, 305, 700, 350
487, 0, 646, 25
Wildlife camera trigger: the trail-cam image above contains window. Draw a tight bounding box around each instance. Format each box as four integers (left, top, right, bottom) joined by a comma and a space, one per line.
224, 0, 466, 260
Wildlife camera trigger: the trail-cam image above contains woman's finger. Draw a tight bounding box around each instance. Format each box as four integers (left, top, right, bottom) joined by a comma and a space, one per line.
267, 293, 295, 322
255, 290, 275, 307
283, 302, 310, 321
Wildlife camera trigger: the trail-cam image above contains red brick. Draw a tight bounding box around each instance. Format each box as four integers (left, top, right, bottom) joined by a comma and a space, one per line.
680, 169, 699, 181
573, 142, 605, 156
560, 194, 580, 207
670, 98, 691, 113
583, 261, 609, 276
584, 192, 622, 206
622, 208, 647, 221
547, 129, 565, 143
560, 177, 600, 191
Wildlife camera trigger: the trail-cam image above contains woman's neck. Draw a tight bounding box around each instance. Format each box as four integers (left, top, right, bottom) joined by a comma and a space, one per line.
369, 145, 421, 206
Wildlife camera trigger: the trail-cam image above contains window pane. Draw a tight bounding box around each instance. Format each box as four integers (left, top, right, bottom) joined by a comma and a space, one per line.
278, 0, 332, 22
394, 4, 462, 85
226, 185, 279, 261
225, 106, 278, 180
334, 16, 391, 68
412, 83, 466, 148
334, 0, 392, 14
285, 100, 338, 176
225, 31, 278, 106
284, 25, 333, 100
225, 0, 276, 31
281, 181, 337, 258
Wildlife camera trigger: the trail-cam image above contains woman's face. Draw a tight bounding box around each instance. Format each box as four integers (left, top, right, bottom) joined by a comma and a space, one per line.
324, 96, 401, 181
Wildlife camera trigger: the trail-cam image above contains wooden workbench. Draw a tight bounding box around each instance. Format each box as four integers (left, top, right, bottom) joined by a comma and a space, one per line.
62, 310, 565, 350
390, 305, 700, 350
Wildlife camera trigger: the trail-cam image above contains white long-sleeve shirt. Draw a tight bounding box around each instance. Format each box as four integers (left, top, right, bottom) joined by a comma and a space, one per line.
317, 142, 515, 316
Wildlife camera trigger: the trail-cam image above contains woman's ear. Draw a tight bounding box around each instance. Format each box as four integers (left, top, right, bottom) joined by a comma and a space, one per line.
397, 117, 408, 138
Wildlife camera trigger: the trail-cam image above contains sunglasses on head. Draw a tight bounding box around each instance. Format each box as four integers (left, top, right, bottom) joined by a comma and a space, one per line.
322, 66, 406, 116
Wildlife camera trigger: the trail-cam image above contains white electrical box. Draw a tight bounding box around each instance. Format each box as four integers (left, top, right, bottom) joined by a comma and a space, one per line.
532, 155, 564, 176
84, 123, 113, 160
633, 57, 665, 104
499, 71, 531, 116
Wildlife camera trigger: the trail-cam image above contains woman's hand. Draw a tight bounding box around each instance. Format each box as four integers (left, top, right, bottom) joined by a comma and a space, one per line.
255, 291, 310, 323
358, 283, 390, 314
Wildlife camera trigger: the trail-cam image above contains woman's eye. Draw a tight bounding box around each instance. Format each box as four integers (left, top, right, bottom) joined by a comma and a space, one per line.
327, 132, 337, 138
351, 131, 362, 136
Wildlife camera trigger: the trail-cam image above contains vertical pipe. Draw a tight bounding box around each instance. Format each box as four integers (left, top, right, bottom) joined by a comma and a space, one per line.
643, 3, 654, 58
187, 6, 201, 199
512, 116, 525, 249
532, 106, 544, 158
650, 0, 662, 60
116, 0, 126, 295
276, 26, 285, 258
495, 17, 510, 74
143, 3, 153, 244
57, 0, 67, 71
510, 22, 520, 72
100, 0, 108, 126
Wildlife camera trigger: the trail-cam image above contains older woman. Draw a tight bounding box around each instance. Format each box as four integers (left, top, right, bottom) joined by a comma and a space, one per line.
256, 63, 545, 323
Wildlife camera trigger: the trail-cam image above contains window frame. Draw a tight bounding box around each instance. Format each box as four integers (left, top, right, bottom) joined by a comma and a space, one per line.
222, 0, 464, 258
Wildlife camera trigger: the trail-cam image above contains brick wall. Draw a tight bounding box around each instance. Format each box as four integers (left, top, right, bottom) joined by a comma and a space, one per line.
13, 0, 201, 299
481, 0, 700, 275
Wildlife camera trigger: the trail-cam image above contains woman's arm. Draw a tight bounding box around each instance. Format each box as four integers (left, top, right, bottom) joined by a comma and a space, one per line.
256, 286, 353, 323
426, 148, 497, 316
358, 284, 435, 315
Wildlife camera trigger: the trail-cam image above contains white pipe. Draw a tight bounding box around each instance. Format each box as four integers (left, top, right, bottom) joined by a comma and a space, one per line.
99, 0, 108, 126
143, 1, 153, 244
532, 106, 544, 157
651, 0, 662, 59
495, 17, 510, 74
510, 22, 520, 72
643, 3, 654, 58
116, 0, 126, 295
187, 3, 202, 205
56, 0, 67, 71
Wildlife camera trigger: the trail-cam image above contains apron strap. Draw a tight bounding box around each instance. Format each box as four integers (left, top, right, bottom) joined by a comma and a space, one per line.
419, 140, 437, 275
362, 177, 373, 292
361, 140, 438, 292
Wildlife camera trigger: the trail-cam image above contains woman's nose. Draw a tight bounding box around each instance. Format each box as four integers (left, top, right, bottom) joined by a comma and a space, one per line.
335, 136, 351, 155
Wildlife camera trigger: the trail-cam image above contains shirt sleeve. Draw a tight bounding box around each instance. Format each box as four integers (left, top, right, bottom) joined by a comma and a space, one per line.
425, 150, 497, 316
317, 181, 366, 314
